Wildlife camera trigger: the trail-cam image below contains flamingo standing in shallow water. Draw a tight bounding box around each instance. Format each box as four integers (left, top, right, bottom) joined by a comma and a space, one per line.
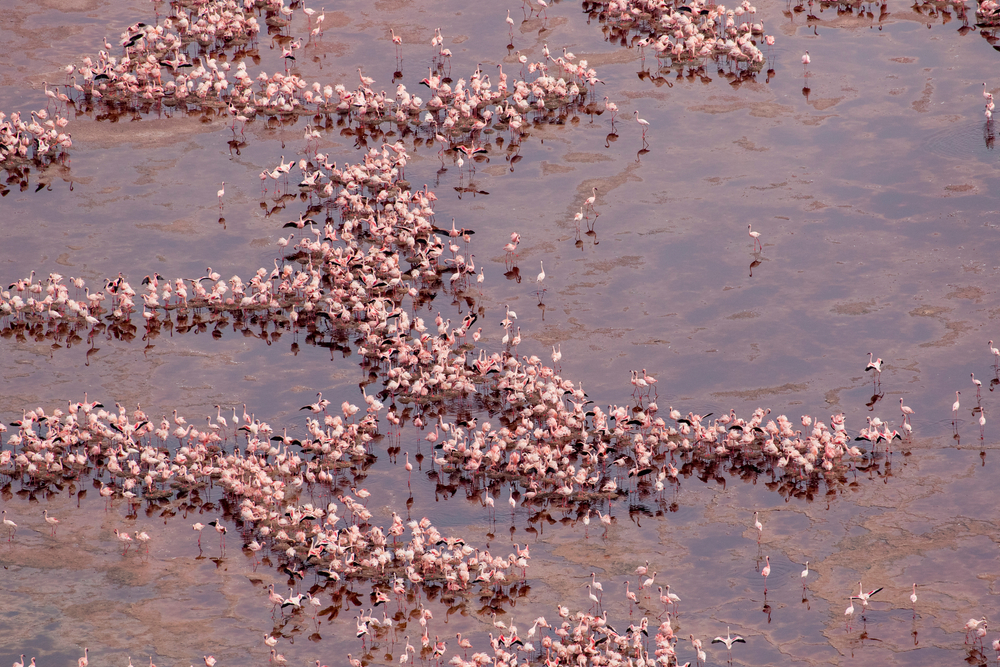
604, 97, 618, 124
865, 352, 883, 384
192, 522, 205, 547
899, 398, 914, 425
625, 580, 638, 610
2, 510, 16, 541
748, 223, 761, 251
965, 616, 987, 644
43, 509, 59, 535
634, 110, 649, 139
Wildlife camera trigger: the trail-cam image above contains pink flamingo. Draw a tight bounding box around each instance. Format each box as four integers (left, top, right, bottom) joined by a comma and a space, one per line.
865, 352, 883, 385
899, 398, 914, 424
634, 110, 649, 139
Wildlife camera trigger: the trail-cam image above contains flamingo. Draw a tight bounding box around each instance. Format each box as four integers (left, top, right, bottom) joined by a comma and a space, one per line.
952, 391, 961, 423
590, 572, 604, 601
852, 582, 884, 619
664, 584, 681, 610
634, 110, 649, 139
208, 518, 227, 550
625, 580, 638, 609
113, 528, 133, 554
3, 510, 18, 541
965, 616, 988, 644
604, 97, 619, 123
389, 28, 402, 57
865, 352, 883, 383
711, 627, 746, 660
748, 223, 761, 251
761, 555, 771, 593
586, 584, 600, 609
899, 398, 914, 424
642, 369, 658, 397
43, 509, 59, 535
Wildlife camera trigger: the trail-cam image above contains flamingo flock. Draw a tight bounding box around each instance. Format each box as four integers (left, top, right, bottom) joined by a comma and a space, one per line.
4, 0, 1000, 665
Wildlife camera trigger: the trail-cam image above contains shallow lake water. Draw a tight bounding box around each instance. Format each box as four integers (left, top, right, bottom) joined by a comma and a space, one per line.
3, 0, 1000, 665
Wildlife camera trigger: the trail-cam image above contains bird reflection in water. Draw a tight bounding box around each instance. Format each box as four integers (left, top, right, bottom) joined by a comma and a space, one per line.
866, 388, 884, 411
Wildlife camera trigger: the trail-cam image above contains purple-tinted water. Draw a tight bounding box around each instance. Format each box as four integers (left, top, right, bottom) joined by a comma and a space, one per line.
3, 0, 1000, 665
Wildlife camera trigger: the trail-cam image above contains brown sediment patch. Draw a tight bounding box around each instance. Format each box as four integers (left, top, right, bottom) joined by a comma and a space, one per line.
808, 97, 844, 111
734, 136, 769, 152
913, 314, 971, 347
912, 80, 934, 112
583, 256, 644, 275
910, 305, 950, 317
135, 218, 200, 235
750, 181, 789, 190
540, 162, 575, 176
70, 117, 219, 150
799, 113, 838, 126
564, 152, 614, 163
945, 286, 984, 302
832, 299, 879, 316
713, 383, 809, 400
